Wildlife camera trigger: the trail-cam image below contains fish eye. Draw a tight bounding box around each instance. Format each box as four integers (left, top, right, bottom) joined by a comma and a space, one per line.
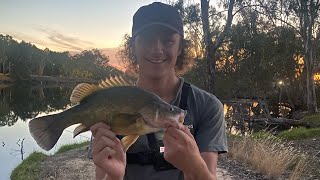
169, 107, 174, 111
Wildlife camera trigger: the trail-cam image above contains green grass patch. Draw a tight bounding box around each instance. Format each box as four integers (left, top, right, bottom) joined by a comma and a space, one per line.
10, 152, 47, 180
303, 114, 320, 127
277, 127, 320, 140
227, 133, 241, 140
55, 141, 89, 154
251, 131, 276, 139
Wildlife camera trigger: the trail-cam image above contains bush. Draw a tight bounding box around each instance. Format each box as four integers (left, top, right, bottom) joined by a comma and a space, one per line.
303, 114, 320, 128
228, 133, 309, 179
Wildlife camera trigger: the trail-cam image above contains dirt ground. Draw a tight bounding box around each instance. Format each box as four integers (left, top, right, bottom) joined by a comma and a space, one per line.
38, 138, 320, 180
38, 146, 264, 180
39, 147, 235, 180
290, 138, 320, 179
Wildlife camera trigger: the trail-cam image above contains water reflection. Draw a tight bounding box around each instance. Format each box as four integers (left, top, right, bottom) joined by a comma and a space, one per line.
0, 84, 91, 180
223, 98, 292, 136
0, 84, 73, 127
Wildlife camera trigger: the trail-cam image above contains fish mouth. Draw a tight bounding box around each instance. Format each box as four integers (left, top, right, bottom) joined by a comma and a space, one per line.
146, 58, 166, 64
154, 112, 187, 129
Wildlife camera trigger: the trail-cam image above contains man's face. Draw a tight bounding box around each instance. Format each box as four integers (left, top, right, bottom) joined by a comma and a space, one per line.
134, 26, 182, 78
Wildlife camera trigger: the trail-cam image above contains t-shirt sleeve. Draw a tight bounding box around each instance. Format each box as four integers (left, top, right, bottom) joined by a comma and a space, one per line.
195, 94, 228, 153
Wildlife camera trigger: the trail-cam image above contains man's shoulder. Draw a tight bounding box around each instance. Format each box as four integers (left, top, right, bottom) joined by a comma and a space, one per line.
186, 82, 222, 106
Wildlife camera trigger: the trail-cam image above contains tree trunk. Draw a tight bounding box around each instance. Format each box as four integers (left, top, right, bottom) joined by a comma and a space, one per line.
200, 0, 213, 93
200, 0, 235, 94
301, 0, 318, 113
2, 62, 5, 75
8, 61, 11, 74
251, 117, 312, 128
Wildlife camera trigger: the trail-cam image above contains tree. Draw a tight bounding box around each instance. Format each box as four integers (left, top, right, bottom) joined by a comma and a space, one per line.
0, 35, 14, 74
201, 0, 235, 94
252, 0, 320, 112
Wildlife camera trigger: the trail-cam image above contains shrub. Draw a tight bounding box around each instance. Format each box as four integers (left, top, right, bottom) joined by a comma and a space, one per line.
228, 134, 309, 179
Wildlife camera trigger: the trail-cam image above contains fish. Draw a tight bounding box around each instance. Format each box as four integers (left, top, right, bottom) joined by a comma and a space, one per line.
28, 76, 186, 151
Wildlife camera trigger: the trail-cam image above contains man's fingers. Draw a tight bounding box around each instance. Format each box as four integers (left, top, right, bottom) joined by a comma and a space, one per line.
166, 126, 188, 139
92, 136, 116, 155
93, 146, 116, 168
90, 122, 111, 136
180, 125, 194, 139
163, 131, 177, 146
92, 127, 117, 142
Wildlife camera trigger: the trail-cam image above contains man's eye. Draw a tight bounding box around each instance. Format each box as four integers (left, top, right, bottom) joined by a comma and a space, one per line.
164, 39, 175, 44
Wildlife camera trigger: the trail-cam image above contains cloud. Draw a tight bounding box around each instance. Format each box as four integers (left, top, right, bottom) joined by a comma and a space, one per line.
5, 31, 47, 47
33, 26, 96, 52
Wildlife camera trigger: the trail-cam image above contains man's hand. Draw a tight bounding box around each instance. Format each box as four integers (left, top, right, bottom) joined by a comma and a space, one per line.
163, 125, 216, 180
90, 122, 126, 180
162, 125, 203, 171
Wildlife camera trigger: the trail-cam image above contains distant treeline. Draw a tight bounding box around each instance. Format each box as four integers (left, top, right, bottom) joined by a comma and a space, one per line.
0, 34, 123, 80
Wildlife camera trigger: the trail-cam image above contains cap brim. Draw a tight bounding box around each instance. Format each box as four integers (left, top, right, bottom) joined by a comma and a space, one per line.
132, 22, 182, 38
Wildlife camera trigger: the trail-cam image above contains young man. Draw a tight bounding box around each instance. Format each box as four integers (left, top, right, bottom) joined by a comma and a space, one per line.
90, 2, 228, 180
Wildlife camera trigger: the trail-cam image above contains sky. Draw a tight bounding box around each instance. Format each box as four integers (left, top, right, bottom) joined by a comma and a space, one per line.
0, 0, 166, 52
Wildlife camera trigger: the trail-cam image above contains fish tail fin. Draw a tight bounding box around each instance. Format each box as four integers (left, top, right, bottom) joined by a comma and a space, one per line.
28, 114, 64, 151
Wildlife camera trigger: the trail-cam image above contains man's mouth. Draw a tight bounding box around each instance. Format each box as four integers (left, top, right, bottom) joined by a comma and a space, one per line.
146, 58, 166, 64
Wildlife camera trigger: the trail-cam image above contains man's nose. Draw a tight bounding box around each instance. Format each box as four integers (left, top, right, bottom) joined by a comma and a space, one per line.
150, 38, 164, 54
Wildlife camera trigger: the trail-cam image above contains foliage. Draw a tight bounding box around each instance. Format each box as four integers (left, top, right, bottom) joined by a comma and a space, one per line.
0, 34, 123, 80
55, 141, 90, 154
10, 152, 47, 180
250, 131, 278, 140
277, 127, 320, 140
303, 114, 320, 127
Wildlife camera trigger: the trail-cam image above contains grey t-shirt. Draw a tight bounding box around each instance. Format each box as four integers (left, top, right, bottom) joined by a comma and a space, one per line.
124, 78, 228, 180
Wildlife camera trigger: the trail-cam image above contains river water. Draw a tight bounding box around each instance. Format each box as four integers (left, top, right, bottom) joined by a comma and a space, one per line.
0, 85, 91, 180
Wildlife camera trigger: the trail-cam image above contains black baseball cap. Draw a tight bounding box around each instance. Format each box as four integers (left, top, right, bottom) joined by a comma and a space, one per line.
132, 2, 184, 38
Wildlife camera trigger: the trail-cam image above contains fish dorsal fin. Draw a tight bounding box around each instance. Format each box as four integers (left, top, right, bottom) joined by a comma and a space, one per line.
70, 75, 134, 103
70, 83, 99, 103
98, 75, 134, 89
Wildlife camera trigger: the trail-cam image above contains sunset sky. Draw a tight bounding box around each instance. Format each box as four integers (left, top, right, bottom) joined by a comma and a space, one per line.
0, 0, 165, 52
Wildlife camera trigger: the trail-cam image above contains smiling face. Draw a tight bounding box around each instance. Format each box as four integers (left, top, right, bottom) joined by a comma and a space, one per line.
133, 25, 182, 78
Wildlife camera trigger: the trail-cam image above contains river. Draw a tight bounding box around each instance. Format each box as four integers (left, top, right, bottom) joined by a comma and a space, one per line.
0, 84, 91, 180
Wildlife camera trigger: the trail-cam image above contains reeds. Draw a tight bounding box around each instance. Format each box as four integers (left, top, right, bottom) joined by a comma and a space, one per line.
228, 134, 309, 179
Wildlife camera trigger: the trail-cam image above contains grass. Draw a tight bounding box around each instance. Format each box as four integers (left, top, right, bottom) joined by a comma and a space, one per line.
303, 114, 320, 127
277, 127, 320, 140
228, 133, 309, 179
55, 141, 89, 154
11, 141, 89, 179
10, 152, 47, 180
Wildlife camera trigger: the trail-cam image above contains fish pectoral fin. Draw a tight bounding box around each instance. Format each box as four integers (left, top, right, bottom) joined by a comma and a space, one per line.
121, 135, 139, 152
73, 123, 88, 138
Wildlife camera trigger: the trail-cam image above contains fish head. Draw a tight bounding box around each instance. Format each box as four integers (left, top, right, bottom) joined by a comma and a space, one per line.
139, 100, 187, 129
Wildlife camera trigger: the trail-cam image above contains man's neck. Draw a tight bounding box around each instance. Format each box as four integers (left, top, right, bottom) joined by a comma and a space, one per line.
136, 73, 180, 103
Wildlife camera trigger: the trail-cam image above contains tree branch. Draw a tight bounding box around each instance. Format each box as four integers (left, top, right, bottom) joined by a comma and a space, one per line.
212, 0, 235, 52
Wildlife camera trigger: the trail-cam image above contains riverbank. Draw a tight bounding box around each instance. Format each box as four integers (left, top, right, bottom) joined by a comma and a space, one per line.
0, 74, 99, 86
12, 146, 235, 180
0, 74, 14, 84
11, 136, 320, 180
